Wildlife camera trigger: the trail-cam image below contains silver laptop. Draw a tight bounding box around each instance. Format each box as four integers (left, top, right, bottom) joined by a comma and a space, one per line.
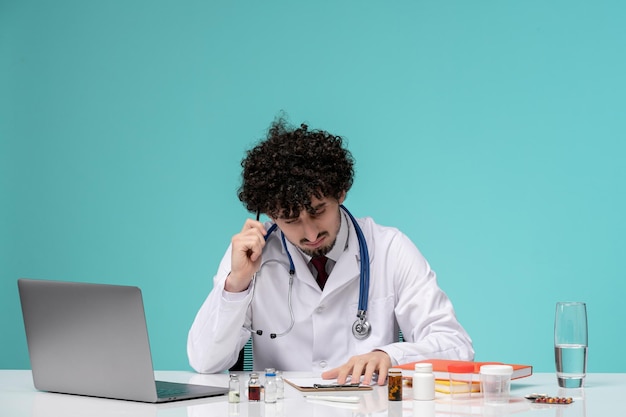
17, 278, 228, 403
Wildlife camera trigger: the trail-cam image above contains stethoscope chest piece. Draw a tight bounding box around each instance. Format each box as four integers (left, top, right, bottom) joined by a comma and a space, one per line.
352, 310, 372, 340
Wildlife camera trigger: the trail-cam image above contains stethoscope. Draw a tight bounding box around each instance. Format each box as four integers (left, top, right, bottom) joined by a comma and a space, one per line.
248, 205, 372, 340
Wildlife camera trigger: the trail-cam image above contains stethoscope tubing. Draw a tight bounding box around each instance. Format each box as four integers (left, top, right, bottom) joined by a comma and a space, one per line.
247, 205, 370, 339
340, 205, 369, 313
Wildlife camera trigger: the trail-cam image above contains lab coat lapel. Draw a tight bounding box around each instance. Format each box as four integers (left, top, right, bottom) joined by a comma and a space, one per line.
321, 217, 363, 295
280, 237, 319, 289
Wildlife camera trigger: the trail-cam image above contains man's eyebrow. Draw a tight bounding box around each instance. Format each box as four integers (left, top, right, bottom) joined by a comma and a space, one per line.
277, 210, 300, 220
277, 202, 328, 220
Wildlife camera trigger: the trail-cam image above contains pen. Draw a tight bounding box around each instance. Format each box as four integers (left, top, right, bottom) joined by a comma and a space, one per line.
304, 395, 361, 403
312, 383, 361, 389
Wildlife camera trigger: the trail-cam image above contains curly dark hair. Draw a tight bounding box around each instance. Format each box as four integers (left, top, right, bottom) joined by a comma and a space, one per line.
238, 118, 355, 219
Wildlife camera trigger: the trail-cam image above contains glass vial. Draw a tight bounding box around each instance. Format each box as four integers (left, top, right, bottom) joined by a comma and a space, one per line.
247, 372, 261, 401
413, 363, 435, 401
275, 371, 284, 399
228, 373, 241, 403
264, 369, 277, 403
388, 368, 403, 401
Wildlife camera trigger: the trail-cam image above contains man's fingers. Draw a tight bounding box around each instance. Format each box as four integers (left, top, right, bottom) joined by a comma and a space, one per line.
322, 351, 392, 386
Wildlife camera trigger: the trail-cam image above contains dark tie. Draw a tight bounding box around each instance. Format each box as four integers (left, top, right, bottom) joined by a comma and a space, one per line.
311, 256, 329, 290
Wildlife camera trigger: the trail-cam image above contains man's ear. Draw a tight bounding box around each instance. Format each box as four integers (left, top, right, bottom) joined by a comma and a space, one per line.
338, 191, 347, 204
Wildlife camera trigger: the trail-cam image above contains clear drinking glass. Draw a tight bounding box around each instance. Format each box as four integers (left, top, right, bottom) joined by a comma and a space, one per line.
554, 302, 588, 388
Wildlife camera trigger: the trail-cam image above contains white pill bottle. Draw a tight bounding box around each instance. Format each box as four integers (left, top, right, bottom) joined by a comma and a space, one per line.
413, 363, 435, 401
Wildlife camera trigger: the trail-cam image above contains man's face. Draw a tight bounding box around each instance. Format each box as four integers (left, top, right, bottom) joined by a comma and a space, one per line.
272, 193, 345, 257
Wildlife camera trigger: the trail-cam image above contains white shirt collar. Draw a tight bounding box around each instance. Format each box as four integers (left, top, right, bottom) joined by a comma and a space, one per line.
324, 209, 349, 263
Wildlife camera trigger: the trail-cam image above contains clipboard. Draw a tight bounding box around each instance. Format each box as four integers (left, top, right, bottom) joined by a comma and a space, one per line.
284, 378, 373, 392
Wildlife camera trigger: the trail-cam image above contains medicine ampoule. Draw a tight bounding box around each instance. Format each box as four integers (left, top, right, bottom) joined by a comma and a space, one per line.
275, 370, 284, 399
228, 373, 240, 403
264, 368, 277, 403
247, 372, 261, 401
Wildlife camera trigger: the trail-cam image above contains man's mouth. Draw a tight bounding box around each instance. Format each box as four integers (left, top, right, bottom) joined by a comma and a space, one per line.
303, 234, 327, 248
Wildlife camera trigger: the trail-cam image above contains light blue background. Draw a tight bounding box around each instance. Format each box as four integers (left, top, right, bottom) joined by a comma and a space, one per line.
2, 1, 624, 373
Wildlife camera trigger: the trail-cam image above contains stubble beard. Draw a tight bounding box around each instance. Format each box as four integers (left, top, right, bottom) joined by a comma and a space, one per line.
300, 234, 337, 258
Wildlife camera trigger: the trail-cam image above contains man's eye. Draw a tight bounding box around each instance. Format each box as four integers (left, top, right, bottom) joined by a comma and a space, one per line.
312, 209, 325, 217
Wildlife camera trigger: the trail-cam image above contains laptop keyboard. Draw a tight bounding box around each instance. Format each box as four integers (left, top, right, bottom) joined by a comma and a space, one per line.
156, 381, 190, 398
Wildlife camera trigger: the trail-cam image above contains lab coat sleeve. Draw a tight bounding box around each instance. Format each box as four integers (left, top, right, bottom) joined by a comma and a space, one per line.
187, 245, 253, 373
375, 232, 474, 364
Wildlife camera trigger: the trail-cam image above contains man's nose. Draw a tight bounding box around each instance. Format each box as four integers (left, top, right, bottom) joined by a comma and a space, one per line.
302, 219, 320, 242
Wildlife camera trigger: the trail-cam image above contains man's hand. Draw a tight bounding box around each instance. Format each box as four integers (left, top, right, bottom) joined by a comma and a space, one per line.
225, 218, 267, 293
321, 350, 392, 386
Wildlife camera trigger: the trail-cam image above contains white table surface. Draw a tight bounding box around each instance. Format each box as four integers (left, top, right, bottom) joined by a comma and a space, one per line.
1, 370, 624, 416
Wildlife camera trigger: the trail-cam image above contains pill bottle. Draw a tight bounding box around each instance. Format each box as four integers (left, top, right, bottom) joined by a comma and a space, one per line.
388, 368, 403, 401
413, 363, 435, 401
480, 365, 513, 404
448, 363, 474, 399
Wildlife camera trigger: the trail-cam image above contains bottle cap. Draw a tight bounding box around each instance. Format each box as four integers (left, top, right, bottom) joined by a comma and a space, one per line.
414, 363, 433, 372
479, 365, 513, 375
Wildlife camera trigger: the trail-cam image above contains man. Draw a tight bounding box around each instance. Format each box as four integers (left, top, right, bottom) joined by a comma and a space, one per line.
188, 118, 473, 385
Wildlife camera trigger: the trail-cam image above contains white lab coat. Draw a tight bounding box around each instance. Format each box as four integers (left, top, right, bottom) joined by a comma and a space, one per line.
187, 216, 474, 374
